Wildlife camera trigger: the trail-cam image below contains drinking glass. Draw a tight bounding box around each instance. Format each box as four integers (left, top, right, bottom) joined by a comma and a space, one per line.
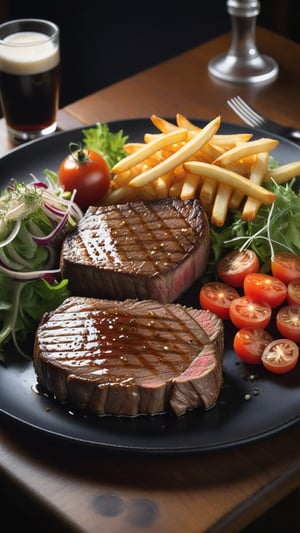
208, 0, 278, 84
0, 18, 60, 143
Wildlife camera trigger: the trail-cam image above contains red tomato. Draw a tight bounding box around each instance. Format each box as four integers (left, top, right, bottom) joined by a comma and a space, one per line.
233, 327, 273, 364
261, 338, 299, 374
271, 252, 300, 284
276, 305, 300, 343
243, 272, 287, 308
229, 296, 272, 329
217, 249, 259, 287
199, 281, 239, 320
58, 145, 111, 210
287, 279, 300, 306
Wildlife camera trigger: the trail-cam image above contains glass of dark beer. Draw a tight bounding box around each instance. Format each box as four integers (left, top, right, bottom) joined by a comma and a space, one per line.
0, 18, 60, 143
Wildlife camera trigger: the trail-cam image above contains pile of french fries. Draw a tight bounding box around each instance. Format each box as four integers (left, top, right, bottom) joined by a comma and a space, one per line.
101, 114, 300, 226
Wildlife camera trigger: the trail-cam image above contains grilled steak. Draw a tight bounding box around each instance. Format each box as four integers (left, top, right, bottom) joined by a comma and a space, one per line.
192, 308, 224, 363
60, 198, 210, 303
34, 296, 224, 417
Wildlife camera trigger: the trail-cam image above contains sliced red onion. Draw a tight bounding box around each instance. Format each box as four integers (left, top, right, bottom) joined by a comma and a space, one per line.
32, 211, 69, 246
0, 260, 61, 280
0, 220, 21, 248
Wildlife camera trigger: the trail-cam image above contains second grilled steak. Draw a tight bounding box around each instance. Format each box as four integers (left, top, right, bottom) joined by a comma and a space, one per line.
34, 296, 224, 417
60, 198, 210, 303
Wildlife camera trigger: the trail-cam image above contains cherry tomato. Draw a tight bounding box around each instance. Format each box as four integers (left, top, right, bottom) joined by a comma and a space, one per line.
199, 281, 239, 320
271, 252, 300, 284
217, 249, 259, 287
287, 279, 300, 306
233, 327, 273, 364
243, 272, 287, 308
229, 296, 272, 329
276, 305, 300, 343
261, 338, 299, 374
58, 144, 111, 210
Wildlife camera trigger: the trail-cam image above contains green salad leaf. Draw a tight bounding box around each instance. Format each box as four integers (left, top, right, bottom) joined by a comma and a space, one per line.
82, 122, 128, 169
0, 276, 70, 360
206, 178, 300, 279
0, 175, 82, 360
0, 121, 127, 360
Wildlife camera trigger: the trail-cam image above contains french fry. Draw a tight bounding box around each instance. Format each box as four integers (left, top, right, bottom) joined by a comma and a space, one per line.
173, 163, 187, 180
213, 138, 279, 167
242, 152, 269, 220
176, 113, 201, 132
169, 180, 183, 197
180, 173, 201, 200
201, 141, 224, 160
199, 176, 218, 209
150, 114, 179, 133
184, 161, 276, 205
123, 142, 145, 154
144, 133, 163, 143
176, 114, 224, 158
264, 161, 300, 184
129, 116, 221, 187
191, 150, 214, 164
211, 133, 253, 146
219, 155, 251, 212
227, 156, 256, 210
154, 171, 173, 198
103, 114, 293, 225
176, 113, 253, 146
101, 185, 139, 205
226, 160, 253, 178
211, 183, 233, 226
112, 170, 134, 187
112, 128, 188, 174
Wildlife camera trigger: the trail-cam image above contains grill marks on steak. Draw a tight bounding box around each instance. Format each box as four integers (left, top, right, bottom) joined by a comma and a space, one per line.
60, 198, 210, 303
34, 296, 223, 417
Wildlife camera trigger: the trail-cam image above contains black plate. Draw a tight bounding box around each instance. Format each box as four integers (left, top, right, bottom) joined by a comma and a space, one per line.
1, 117, 300, 454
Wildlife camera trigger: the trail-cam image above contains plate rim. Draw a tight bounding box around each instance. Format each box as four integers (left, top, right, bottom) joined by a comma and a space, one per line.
1, 116, 300, 454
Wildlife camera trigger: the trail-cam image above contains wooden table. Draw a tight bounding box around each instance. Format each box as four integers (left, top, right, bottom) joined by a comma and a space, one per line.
1, 27, 300, 532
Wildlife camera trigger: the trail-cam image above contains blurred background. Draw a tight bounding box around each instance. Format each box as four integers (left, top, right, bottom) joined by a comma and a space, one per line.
0, 1, 299, 108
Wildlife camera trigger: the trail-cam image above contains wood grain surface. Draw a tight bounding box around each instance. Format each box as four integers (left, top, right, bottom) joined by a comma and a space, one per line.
1, 26, 300, 533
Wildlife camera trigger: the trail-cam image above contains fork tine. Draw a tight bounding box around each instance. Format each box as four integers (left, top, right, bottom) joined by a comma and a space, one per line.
237, 98, 282, 130
227, 96, 300, 140
232, 97, 265, 125
227, 97, 257, 127
227, 96, 265, 128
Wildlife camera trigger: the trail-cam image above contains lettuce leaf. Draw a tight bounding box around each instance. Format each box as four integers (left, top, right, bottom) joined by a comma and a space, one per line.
208, 179, 300, 277
0, 275, 70, 360
82, 122, 128, 169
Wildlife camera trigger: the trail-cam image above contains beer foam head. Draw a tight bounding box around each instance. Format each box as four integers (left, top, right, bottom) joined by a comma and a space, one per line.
0, 31, 60, 75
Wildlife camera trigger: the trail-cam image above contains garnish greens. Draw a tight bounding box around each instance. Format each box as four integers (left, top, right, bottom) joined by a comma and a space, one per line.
0, 121, 128, 360
0, 174, 82, 359
206, 177, 300, 280
82, 122, 128, 169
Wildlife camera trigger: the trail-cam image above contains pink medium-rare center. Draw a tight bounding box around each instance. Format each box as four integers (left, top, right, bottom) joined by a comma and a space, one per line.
34, 297, 224, 417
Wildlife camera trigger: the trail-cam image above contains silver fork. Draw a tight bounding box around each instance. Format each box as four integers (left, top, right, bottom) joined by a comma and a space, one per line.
227, 96, 300, 141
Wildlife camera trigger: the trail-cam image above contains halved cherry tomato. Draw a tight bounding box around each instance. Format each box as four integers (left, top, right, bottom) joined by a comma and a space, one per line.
261, 338, 299, 374
271, 252, 300, 284
217, 249, 259, 287
287, 279, 300, 306
233, 327, 273, 364
58, 144, 111, 210
229, 296, 272, 329
243, 272, 287, 308
276, 305, 300, 343
199, 281, 239, 320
